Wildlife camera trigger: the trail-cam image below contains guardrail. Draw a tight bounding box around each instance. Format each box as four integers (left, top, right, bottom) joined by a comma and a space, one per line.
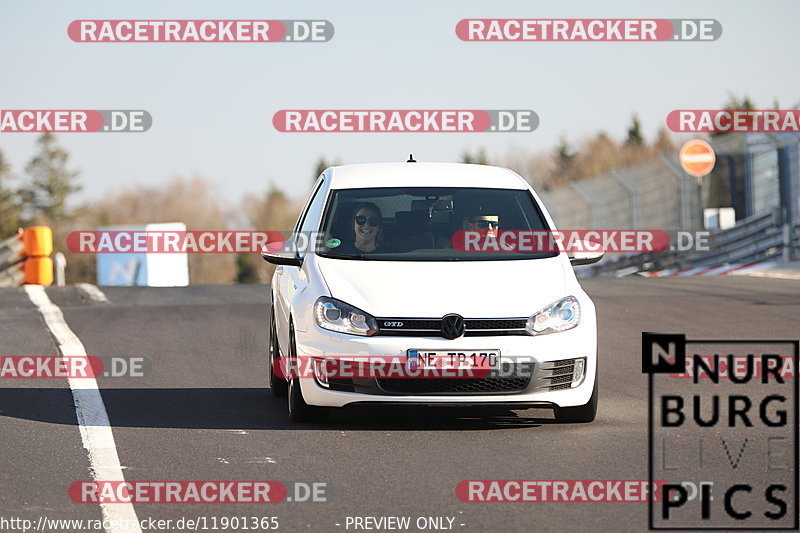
582, 209, 798, 277
0, 227, 54, 287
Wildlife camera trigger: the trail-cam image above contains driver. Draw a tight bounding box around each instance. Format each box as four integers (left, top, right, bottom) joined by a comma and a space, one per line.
466, 214, 500, 238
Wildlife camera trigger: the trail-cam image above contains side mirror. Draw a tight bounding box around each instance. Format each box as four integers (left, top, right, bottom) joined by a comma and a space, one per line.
569, 251, 604, 266
568, 240, 604, 266
261, 252, 303, 267
261, 248, 303, 267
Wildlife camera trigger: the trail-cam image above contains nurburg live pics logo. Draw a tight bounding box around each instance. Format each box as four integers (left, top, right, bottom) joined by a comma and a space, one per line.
642, 333, 799, 530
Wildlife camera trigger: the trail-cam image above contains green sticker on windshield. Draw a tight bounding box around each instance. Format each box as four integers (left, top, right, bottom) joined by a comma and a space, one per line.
326, 238, 341, 248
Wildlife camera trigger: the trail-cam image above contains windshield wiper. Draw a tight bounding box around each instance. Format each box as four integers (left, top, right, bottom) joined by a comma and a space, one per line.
319, 252, 374, 260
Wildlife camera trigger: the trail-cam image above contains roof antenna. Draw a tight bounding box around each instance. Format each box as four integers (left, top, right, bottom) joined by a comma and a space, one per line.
407, 154, 416, 163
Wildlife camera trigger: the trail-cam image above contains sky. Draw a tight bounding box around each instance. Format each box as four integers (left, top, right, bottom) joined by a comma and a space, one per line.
1, 0, 798, 205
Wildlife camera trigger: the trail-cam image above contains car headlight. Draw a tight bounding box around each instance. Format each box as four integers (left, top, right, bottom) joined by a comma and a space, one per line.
526, 296, 581, 335
314, 297, 379, 336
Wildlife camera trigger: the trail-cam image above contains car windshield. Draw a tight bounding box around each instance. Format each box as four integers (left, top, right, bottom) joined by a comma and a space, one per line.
316, 186, 556, 261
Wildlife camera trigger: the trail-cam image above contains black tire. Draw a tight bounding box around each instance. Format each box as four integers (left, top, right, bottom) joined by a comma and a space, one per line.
554, 372, 598, 423
287, 322, 328, 423
268, 307, 288, 398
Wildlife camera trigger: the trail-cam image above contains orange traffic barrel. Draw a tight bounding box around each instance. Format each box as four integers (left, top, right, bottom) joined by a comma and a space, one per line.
23, 226, 53, 257
24, 256, 54, 286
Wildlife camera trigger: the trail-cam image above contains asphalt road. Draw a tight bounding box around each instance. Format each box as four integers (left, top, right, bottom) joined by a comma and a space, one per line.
1, 276, 798, 533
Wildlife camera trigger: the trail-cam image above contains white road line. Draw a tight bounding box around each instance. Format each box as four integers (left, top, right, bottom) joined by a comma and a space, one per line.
25, 285, 141, 533
76, 282, 110, 303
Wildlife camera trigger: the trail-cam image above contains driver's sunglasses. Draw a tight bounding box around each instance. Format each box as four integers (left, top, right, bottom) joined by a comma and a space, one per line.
355, 215, 381, 227
472, 220, 499, 230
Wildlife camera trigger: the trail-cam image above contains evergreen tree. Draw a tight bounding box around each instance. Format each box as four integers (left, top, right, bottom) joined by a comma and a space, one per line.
21, 132, 81, 224
626, 114, 644, 146
0, 149, 22, 239
555, 135, 575, 165
711, 94, 757, 138
461, 147, 489, 165
314, 157, 330, 182
234, 253, 259, 283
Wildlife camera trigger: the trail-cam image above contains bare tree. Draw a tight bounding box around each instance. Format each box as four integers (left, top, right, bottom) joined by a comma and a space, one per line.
241, 184, 302, 283
0, 149, 22, 239
75, 175, 237, 284
502, 117, 678, 191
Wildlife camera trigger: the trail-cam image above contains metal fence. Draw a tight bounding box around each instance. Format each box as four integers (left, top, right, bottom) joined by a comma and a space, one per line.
711, 133, 800, 221
536, 132, 800, 276
539, 154, 703, 233
581, 209, 799, 277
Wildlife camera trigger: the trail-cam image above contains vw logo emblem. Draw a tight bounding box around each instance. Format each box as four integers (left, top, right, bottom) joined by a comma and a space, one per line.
441, 314, 465, 339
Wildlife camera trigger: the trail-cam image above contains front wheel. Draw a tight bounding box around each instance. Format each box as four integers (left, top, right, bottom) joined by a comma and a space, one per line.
268, 308, 287, 397
287, 322, 328, 423
288, 377, 328, 422
554, 372, 598, 423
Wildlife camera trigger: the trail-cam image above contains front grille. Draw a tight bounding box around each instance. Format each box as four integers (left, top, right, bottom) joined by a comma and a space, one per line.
326, 359, 583, 395
326, 378, 356, 392
377, 375, 531, 395
551, 365, 573, 376
549, 374, 573, 385
376, 317, 528, 337
377, 362, 533, 394
534, 358, 580, 391
466, 319, 527, 330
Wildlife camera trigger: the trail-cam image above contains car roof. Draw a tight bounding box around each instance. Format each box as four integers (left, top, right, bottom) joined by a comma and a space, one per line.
326, 162, 529, 190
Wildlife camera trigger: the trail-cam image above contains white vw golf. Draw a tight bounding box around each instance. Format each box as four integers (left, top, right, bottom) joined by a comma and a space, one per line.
263, 161, 601, 423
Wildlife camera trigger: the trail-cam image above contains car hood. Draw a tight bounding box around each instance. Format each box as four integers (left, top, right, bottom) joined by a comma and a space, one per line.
315, 256, 568, 318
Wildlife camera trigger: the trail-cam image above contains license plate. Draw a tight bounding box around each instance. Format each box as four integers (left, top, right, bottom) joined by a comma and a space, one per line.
406, 350, 500, 371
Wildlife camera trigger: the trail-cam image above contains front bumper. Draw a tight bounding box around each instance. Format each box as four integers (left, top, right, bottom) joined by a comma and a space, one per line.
295, 323, 597, 408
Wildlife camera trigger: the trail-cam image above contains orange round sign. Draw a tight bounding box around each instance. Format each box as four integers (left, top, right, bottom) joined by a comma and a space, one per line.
679, 139, 716, 177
